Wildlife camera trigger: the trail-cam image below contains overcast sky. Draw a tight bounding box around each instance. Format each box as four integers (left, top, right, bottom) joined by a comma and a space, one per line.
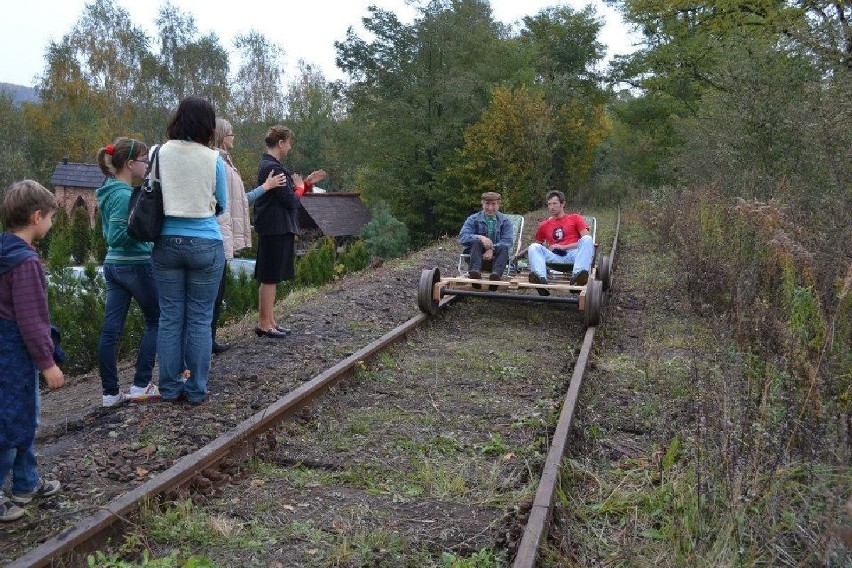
1, 0, 640, 87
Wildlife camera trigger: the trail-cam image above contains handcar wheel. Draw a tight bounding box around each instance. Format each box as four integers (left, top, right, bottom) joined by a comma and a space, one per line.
597, 255, 612, 291
417, 267, 441, 316
584, 278, 603, 328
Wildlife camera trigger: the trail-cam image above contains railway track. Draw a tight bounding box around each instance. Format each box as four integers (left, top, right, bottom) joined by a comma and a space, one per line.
5, 210, 619, 567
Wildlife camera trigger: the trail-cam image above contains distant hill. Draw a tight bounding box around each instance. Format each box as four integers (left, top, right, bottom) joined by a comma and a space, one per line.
0, 83, 39, 106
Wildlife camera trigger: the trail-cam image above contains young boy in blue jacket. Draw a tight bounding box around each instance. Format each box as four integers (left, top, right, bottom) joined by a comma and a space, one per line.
0, 180, 64, 522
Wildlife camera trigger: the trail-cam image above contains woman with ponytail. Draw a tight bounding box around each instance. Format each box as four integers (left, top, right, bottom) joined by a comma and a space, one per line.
95, 137, 161, 407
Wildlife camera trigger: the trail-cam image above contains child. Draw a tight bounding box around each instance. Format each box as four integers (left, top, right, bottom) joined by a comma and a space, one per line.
96, 137, 161, 407
0, 180, 65, 522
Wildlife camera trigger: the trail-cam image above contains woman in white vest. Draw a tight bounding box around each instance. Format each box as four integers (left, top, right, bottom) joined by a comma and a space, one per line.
153, 96, 227, 406
210, 118, 285, 354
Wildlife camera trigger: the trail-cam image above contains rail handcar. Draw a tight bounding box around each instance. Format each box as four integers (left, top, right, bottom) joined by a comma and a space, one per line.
418, 215, 612, 329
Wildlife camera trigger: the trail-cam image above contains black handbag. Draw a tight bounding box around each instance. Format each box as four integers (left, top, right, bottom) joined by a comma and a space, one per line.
127, 145, 164, 242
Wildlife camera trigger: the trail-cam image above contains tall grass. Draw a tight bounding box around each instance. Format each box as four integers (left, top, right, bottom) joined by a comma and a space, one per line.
651, 188, 851, 565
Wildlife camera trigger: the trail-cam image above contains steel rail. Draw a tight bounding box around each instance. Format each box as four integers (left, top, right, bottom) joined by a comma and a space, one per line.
10, 296, 457, 568
512, 209, 621, 568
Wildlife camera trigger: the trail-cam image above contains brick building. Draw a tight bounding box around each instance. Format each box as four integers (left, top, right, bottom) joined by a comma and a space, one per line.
49, 159, 105, 226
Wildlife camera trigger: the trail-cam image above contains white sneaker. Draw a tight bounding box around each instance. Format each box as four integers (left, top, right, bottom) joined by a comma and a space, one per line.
128, 383, 161, 402
102, 393, 128, 407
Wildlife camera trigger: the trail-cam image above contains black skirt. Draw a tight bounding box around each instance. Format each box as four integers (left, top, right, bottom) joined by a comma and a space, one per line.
255, 233, 296, 284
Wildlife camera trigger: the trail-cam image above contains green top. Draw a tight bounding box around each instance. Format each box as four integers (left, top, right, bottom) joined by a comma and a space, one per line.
95, 178, 153, 264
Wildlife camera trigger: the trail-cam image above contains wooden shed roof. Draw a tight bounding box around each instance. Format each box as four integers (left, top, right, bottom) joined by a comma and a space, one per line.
298, 192, 372, 237
50, 160, 106, 189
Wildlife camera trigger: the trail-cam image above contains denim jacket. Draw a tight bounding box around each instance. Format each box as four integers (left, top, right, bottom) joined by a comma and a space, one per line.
458, 211, 514, 252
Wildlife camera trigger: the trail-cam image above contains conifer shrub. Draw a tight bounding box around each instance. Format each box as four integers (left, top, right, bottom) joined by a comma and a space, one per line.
91, 213, 107, 263
361, 202, 409, 259
296, 237, 336, 287
338, 239, 370, 274
47, 268, 107, 375
47, 212, 74, 272
39, 206, 69, 260
220, 264, 259, 324
70, 205, 92, 264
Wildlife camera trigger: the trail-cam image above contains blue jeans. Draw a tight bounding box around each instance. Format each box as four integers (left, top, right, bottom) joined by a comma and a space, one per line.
0, 442, 38, 495
98, 263, 160, 395
528, 235, 595, 279
153, 237, 224, 403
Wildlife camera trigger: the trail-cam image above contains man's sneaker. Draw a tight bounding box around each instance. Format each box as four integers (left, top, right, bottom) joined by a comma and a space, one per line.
469, 270, 482, 289
102, 393, 128, 407
129, 383, 161, 402
570, 269, 589, 286
488, 273, 501, 292
0, 498, 25, 521
10, 478, 61, 504
528, 272, 550, 296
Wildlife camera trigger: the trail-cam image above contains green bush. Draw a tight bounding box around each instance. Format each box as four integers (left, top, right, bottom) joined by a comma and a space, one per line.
48, 269, 105, 375
220, 264, 259, 324
71, 205, 92, 264
39, 206, 69, 260
338, 239, 370, 273
91, 212, 107, 263
47, 218, 74, 272
296, 237, 336, 287
361, 202, 409, 259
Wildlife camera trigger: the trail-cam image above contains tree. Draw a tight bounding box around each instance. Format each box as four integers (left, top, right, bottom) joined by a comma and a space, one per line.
361, 202, 409, 259
154, 1, 230, 110
70, 205, 92, 265
230, 30, 286, 123
610, 0, 802, 107
0, 92, 29, 189
46, 207, 72, 270
519, 6, 610, 192
284, 63, 339, 186
27, 40, 115, 167
26, 0, 148, 168
91, 211, 107, 263
520, 5, 607, 102
64, 0, 150, 105
335, 0, 523, 243
595, 90, 683, 190
439, 85, 553, 230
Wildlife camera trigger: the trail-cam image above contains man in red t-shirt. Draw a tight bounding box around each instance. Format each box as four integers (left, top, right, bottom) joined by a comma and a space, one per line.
526, 190, 594, 296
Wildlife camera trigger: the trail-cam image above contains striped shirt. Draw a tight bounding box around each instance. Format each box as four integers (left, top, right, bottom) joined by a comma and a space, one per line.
0, 256, 54, 370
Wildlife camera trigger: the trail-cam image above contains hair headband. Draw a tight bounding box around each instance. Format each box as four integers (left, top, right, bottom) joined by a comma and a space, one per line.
128, 139, 135, 159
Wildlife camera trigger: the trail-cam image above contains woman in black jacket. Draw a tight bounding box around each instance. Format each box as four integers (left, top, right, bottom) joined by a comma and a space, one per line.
253, 125, 325, 338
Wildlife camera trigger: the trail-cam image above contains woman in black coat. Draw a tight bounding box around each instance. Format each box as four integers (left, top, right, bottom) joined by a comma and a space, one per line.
252, 125, 325, 338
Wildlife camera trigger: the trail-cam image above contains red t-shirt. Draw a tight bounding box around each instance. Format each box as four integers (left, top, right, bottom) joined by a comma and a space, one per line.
534, 214, 588, 246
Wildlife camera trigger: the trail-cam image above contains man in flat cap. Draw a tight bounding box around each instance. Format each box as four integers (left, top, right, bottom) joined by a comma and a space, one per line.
458, 192, 514, 289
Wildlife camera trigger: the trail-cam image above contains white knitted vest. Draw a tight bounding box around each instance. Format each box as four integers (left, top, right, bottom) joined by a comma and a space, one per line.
158, 140, 218, 218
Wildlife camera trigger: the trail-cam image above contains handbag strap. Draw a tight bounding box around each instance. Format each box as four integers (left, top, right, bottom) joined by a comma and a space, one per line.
143, 145, 161, 185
